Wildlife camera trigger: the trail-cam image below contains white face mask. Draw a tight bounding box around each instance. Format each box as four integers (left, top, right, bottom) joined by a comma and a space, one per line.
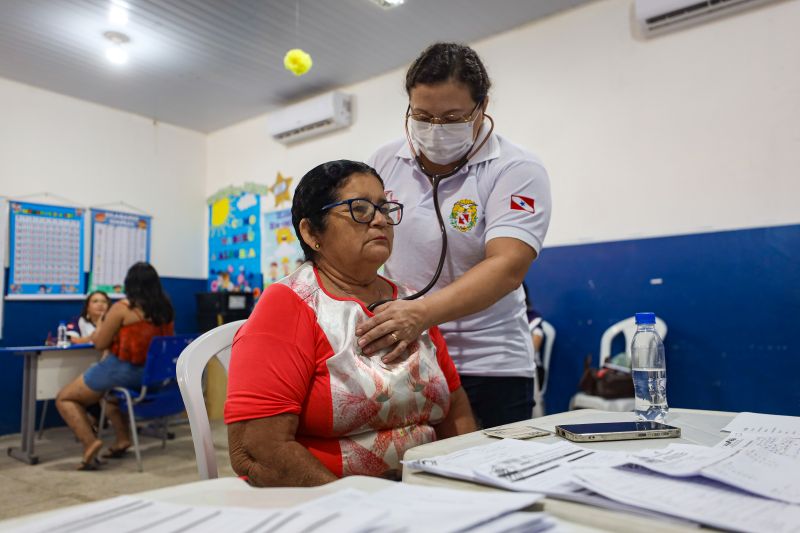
408, 119, 476, 165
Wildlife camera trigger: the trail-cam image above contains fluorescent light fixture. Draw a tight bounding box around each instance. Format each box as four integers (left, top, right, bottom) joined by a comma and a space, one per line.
103, 31, 130, 65
105, 43, 128, 64
108, 0, 129, 26
370, 0, 405, 8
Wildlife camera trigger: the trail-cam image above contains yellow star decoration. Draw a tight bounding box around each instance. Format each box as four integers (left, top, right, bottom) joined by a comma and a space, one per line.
270, 172, 293, 207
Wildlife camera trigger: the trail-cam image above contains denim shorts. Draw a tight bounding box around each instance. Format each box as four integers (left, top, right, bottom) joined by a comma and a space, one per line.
83, 354, 143, 392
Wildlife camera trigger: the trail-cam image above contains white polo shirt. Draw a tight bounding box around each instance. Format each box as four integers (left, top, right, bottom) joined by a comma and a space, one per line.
368, 126, 552, 377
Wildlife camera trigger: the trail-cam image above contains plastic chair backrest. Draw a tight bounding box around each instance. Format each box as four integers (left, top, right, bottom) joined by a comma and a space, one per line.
539, 321, 556, 396
142, 335, 198, 388
599, 316, 668, 366
176, 320, 245, 480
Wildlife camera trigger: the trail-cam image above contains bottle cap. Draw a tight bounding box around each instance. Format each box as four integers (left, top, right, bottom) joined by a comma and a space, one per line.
635, 312, 656, 325
59, 321, 66, 326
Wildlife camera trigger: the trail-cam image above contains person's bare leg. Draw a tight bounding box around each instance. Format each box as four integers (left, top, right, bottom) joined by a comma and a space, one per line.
104, 399, 132, 451
55, 376, 104, 466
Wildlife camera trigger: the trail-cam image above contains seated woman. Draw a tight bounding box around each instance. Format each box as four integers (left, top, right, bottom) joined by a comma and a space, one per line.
55, 262, 175, 470
67, 290, 111, 343
225, 160, 476, 486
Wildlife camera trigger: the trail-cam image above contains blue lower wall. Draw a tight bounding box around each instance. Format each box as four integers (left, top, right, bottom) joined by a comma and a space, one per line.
2, 224, 797, 434
526, 224, 800, 417
0, 275, 206, 435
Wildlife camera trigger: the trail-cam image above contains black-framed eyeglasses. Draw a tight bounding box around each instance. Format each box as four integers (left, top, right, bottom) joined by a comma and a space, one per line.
320, 198, 404, 225
406, 99, 484, 125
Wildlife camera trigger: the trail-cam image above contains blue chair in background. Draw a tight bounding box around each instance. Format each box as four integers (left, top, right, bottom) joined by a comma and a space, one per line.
98, 334, 197, 472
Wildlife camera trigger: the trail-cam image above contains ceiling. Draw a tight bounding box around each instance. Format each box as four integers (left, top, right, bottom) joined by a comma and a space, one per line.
0, 0, 594, 132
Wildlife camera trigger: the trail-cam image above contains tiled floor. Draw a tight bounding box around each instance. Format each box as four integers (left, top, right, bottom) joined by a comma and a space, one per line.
0, 419, 235, 520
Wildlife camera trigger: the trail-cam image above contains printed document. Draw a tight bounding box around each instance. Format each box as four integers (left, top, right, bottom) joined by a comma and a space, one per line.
722, 412, 800, 436
572, 466, 800, 533
6, 485, 550, 533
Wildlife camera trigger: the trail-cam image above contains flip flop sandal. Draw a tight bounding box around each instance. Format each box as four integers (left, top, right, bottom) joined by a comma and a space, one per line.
102, 447, 130, 459
77, 460, 98, 471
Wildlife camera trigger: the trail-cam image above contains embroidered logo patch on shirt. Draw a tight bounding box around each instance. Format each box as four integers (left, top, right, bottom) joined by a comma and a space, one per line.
449, 199, 479, 233
510, 195, 535, 214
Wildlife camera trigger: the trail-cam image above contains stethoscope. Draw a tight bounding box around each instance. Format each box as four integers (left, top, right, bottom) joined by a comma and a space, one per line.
367, 112, 494, 312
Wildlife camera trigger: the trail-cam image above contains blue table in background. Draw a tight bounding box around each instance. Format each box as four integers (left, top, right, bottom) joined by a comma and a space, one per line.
1, 344, 101, 464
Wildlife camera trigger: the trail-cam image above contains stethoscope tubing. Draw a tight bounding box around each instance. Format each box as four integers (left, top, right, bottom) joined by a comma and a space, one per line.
366, 115, 494, 312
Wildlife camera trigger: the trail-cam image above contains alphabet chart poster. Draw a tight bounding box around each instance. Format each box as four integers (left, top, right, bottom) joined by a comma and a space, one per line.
208, 193, 263, 295
89, 209, 151, 294
8, 201, 85, 297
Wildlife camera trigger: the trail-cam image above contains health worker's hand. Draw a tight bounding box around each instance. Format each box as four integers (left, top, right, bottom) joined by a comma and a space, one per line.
357, 299, 430, 363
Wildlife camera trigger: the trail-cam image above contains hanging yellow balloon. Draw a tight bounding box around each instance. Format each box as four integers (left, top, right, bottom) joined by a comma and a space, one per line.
284, 48, 312, 76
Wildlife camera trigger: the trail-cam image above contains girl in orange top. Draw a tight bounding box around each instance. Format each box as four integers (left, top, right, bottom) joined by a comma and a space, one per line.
56, 262, 174, 470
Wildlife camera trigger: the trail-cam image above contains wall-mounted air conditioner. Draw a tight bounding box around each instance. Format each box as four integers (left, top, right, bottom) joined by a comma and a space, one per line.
267, 91, 353, 144
634, 0, 779, 38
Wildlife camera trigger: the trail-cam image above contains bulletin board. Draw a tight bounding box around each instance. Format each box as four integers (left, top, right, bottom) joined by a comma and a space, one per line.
208, 192, 263, 295
7, 201, 85, 297
88, 208, 151, 294
0, 199, 7, 337
262, 208, 304, 286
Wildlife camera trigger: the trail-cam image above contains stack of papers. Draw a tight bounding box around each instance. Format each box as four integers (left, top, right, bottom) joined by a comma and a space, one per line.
404, 412, 800, 533
571, 466, 800, 533
8, 483, 557, 533
403, 439, 687, 521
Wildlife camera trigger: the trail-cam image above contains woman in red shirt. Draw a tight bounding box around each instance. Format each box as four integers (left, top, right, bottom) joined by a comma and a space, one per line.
56, 262, 174, 470
226, 160, 476, 486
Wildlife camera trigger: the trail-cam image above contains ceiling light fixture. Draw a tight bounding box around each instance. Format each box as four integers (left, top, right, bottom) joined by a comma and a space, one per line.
370, 0, 405, 8
108, 0, 129, 26
104, 31, 130, 65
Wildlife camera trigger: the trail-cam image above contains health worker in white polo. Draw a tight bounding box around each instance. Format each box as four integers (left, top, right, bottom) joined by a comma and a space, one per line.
357, 42, 552, 428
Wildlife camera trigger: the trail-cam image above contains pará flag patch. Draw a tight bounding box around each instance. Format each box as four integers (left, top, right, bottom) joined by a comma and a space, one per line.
510, 195, 535, 214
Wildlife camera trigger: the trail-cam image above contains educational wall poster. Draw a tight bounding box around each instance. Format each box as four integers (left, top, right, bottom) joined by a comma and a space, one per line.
8, 201, 85, 296
0, 199, 7, 337
208, 192, 262, 295
88, 209, 151, 294
262, 208, 304, 286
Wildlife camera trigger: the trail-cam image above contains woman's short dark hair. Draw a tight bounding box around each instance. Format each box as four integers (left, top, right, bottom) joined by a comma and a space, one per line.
123, 262, 174, 326
405, 42, 492, 103
291, 160, 383, 261
80, 290, 110, 322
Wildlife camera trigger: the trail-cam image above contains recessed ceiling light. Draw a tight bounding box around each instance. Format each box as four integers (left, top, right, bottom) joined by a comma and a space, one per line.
108, 0, 129, 26
103, 31, 130, 65
370, 0, 405, 8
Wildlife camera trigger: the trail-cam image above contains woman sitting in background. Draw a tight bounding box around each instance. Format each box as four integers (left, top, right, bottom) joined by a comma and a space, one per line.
66, 290, 111, 343
56, 262, 174, 470
225, 160, 476, 487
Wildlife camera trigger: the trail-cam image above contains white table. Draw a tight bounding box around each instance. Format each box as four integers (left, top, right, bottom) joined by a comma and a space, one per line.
0, 408, 736, 532
1, 343, 101, 464
402, 408, 737, 533
0, 476, 606, 532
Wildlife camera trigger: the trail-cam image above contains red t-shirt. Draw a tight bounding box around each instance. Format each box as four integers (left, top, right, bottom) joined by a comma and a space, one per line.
225, 263, 461, 478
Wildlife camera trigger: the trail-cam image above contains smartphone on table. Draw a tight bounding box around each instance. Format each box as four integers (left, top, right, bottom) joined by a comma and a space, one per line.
555, 421, 681, 442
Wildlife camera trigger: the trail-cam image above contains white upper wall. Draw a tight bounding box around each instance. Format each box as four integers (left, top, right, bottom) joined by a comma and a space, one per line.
207, 0, 800, 246
0, 77, 206, 278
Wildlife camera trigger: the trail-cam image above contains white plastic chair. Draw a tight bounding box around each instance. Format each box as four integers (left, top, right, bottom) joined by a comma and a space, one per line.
176, 319, 245, 479
570, 316, 667, 412
532, 320, 555, 418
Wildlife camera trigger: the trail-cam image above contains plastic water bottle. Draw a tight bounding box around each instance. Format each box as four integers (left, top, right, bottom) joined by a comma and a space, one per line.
56, 321, 70, 348
631, 312, 668, 422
